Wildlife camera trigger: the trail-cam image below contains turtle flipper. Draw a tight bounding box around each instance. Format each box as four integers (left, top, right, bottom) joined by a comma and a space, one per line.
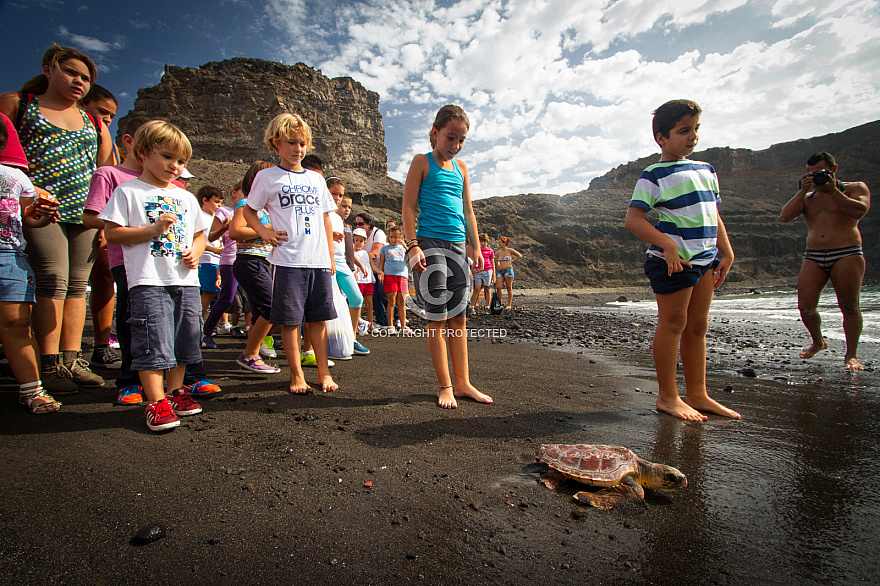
574, 477, 644, 509
539, 469, 567, 490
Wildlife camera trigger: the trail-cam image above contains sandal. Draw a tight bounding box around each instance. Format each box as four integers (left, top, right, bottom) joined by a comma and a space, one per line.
19, 387, 62, 414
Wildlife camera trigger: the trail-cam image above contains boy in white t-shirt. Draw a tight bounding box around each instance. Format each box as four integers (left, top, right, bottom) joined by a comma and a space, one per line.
243, 113, 338, 394
99, 121, 208, 432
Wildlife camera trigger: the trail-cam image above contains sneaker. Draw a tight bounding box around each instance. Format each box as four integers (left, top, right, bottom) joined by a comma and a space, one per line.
215, 322, 232, 335
145, 398, 180, 432
61, 350, 105, 388
108, 334, 120, 349
231, 326, 247, 339
405, 296, 427, 319
274, 337, 283, 350
330, 353, 352, 361
301, 352, 334, 368
357, 319, 372, 336
401, 327, 415, 337
91, 345, 122, 369
182, 379, 222, 397
259, 336, 276, 358
116, 385, 144, 405
386, 325, 398, 335
236, 353, 281, 374
201, 335, 217, 349
167, 389, 202, 416
353, 341, 370, 355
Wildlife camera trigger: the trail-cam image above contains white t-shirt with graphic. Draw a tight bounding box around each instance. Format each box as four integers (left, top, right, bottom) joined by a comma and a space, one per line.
246, 166, 336, 268
199, 209, 221, 264
0, 164, 35, 253
99, 178, 207, 288
354, 249, 373, 284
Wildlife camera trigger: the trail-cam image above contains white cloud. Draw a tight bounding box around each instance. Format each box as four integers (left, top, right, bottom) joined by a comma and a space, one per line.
57, 25, 125, 53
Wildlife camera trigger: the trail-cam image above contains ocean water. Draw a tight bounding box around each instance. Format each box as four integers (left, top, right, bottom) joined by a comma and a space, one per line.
606, 287, 880, 344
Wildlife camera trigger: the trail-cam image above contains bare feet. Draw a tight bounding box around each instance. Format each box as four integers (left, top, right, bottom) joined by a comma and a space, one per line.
799, 339, 828, 359
845, 356, 865, 371
656, 396, 707, 421
686, 396, 741, 419
438, 385, 457, 409
288, 374, 310, 394
320, 375, 338, 393
454, 382, 493, 404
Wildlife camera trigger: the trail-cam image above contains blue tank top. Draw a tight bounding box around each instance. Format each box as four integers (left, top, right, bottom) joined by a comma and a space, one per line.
416, 153, 466, 241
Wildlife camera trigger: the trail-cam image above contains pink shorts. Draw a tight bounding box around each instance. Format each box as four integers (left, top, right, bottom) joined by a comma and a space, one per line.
358, 282, 374, 295
384, 275, 408, 293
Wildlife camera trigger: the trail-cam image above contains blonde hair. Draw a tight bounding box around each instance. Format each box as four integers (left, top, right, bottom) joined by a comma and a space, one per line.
132, 120, 192, 165
264, 113, 312, 152
429, 105, 470, 148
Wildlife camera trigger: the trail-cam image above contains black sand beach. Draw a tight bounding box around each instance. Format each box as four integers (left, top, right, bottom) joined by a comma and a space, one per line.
1, 287, 878, 585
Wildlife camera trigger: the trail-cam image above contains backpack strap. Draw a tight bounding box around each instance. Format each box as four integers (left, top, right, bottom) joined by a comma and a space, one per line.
15, 91, 103, 147
14, 92, 35, 130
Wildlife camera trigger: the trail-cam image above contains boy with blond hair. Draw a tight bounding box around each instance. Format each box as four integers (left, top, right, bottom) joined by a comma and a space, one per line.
243, 113, 338, 394
99, 120, 208, 431
624, 99, 740, 422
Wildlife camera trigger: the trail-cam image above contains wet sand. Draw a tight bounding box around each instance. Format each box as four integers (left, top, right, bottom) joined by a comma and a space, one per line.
1, 287, 878, 585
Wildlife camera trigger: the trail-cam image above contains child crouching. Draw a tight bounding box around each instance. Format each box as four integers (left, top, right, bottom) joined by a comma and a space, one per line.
99, 121, 208, 432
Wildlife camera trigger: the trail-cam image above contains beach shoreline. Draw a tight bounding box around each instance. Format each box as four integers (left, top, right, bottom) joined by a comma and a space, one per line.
1, 284, 877, 585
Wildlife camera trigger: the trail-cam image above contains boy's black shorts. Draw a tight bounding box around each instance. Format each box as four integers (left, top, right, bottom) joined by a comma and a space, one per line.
644, 255, 719, 295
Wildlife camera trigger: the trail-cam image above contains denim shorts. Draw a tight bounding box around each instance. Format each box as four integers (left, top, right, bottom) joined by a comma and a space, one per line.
497, 266, 514, 279
0, 251, 36, 303
128, 285, 203, 371
644, 255, 719, 295
198, 263, 220, 293
270, 266, 337, 325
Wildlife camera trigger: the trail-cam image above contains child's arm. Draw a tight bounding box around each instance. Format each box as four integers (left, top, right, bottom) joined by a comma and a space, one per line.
229, 206, 260, 241
242, 205, 287, 246
624, 206, 690, 275
353, 255, 367, 278
402, 154, 429, 271
323, 212, 335, 275
104, 213, 178, 244
378, 252, 386, 282
208, 215, 230, 242
369, 254, 383, 278
179, 231, 206, 270
20, 195, 58, 228
458, 159, 484, 272
713, 215, 734, 288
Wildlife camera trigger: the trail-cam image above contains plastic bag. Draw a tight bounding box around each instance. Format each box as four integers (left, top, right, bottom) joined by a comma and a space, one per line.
327, 278, 355, 359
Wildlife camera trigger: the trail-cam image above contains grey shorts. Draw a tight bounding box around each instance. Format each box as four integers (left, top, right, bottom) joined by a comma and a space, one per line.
416, 237, 468, 321
128, 285, 203, 371
474, 269, 492, 287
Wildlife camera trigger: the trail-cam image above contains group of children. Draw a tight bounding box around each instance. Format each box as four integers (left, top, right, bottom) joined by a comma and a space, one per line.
1, 44, 745, 430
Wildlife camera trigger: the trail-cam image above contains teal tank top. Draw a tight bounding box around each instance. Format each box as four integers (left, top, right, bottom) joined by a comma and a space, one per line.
416, 153, 466, 241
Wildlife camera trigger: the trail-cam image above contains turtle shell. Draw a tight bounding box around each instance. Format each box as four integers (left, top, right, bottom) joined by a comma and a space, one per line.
536, 444, 638, 487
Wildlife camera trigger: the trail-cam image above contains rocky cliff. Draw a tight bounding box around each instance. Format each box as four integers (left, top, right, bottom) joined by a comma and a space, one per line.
121, 58, 876, 287
117, 58, 387, 177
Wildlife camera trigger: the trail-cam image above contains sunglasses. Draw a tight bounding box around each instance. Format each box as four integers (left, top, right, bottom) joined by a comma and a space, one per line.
355, 221, 366, 226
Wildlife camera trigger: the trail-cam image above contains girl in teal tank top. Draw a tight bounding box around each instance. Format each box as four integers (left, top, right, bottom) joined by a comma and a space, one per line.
402, 105, 493, 410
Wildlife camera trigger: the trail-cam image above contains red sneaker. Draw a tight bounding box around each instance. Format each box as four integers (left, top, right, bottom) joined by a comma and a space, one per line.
167, 389, 202, 416
145, 398, 180, 432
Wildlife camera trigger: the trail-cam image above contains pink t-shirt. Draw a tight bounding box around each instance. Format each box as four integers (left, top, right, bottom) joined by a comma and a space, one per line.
83, 166, 140, 268
480, 247, 495, 272
215, 206, 236, 265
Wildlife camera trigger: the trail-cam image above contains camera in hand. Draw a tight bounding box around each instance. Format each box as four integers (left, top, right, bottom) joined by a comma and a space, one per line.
812, 169, 833, 186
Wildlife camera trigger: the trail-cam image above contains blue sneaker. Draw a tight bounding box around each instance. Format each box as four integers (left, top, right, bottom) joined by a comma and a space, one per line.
353, 341, 370, 355
183, 379, 222, 397
116, 385, 144, 405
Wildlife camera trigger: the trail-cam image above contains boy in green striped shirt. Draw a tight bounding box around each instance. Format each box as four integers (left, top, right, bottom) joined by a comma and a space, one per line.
625, 99, 740, 421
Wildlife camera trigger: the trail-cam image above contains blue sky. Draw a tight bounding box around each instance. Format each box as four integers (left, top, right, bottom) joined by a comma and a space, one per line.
1, 0, 878, 198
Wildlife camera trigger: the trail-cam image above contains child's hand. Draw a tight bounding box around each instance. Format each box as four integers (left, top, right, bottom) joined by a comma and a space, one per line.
714, 256, 733, 288
333, 231, 344, 242
154, 212, 178, 235
179, 248, 199, 269
661, 246, 690, 275
407, 247, 426, 272
377, 272, 385, 283
264, 230, 288, 247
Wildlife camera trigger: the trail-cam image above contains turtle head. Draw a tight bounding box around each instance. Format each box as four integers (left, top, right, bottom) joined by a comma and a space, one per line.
646, 463, 688, 491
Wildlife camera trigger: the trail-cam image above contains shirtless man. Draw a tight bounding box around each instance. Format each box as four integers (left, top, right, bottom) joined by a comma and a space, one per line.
779, 152, 871, 370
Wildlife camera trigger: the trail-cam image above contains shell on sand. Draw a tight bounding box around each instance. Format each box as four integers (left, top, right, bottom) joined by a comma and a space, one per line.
535, 444, 639, 488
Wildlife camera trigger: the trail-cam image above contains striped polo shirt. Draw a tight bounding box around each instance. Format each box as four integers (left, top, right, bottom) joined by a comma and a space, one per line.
629, 160, 721, 265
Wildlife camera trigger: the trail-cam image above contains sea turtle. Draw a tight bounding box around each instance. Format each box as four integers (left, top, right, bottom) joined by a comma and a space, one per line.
535, 444, 687, 509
